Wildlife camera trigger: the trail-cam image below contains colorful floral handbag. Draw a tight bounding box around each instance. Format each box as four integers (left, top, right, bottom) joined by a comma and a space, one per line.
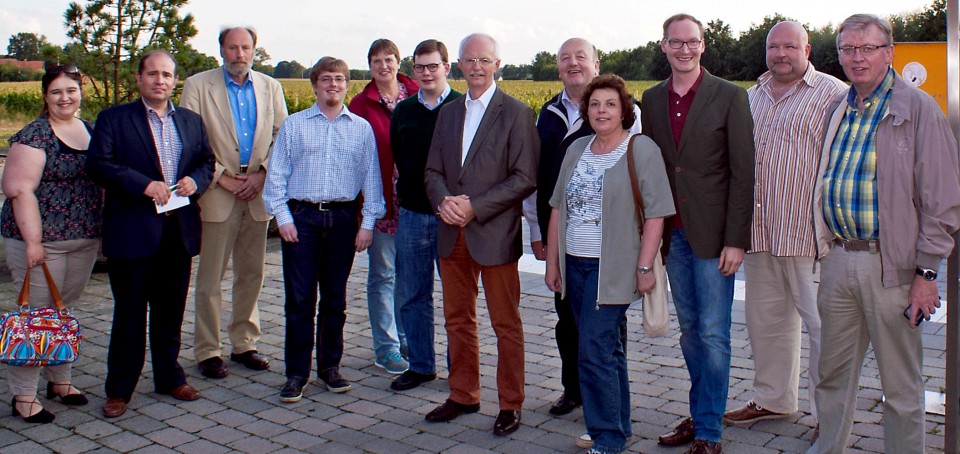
0, 263, 82, 366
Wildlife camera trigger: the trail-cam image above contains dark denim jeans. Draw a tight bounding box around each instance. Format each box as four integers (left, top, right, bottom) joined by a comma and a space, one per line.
665, 229, 734, 442
281, 201, 358, 380
566, 254, 630, 454
395, 208, 440, 374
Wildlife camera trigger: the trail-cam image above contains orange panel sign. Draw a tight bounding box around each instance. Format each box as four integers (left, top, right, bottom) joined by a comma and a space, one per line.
893, 42, 947, 115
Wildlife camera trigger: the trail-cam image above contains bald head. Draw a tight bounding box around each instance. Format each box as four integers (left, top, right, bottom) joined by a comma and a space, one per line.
766, 21, 811, 85
557, 37, 600, 98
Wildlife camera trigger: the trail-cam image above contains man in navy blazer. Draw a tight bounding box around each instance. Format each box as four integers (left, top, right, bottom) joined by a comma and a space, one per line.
641, 14, 755, 454
87, 50, 215, 418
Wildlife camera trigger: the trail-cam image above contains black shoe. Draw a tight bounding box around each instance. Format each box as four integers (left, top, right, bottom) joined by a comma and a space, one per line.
45, 382, 89, 406
548, 392, 581, 415
230, 350, 270, 371
390, 370, 437, 391
319, 368, 352, 393
198, 357, 228, 379
493, 409, 522, 436
11, 397, 55, 424
280, 377, 306, 403
425, 399, 480, 422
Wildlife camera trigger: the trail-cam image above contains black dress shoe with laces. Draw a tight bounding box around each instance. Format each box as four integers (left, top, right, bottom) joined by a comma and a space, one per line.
493, 409, 521, 436
549, 392, 582, 415
425, 399, 480, 422
198, 357, 228, 379
390, 370, 436, 391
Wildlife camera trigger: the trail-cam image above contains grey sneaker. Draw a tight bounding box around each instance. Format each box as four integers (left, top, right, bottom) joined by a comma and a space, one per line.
375, 352, 409, 375
319, 368, 353, 393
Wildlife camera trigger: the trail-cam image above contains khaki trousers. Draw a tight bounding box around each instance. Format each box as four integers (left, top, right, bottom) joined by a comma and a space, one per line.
809, 247, 925, 454
743, 253, 821, 416
193, 200, 268, 361
439, 231, 525, 410
4, 238, 98, 396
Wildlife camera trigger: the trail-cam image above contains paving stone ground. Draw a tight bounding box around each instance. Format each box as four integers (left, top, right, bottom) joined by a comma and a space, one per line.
0, 233, 949, 453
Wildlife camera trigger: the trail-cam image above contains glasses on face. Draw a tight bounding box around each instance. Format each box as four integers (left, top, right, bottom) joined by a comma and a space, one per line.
413, 63, 441, 73
837, 44, 889, 56
319, 75, 347, 84
48, 64, 81, 76
461, 57, 496, 66
666, 39, 702, 50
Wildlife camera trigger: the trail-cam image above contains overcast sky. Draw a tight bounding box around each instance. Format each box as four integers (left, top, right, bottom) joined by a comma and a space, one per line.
1, 0, 936, 70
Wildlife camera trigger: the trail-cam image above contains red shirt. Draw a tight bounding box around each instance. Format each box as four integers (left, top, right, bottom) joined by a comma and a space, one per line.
666, 68, 704, 229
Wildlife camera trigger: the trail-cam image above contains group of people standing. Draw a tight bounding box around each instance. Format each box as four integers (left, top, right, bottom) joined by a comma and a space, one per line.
2, 10, 958, 454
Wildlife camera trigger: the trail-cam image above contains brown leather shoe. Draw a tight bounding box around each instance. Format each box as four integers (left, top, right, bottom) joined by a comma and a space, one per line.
659, 417, 696, 446
722, 401, 789, 426
164, 384, 200, 401
685, 439, 721, 454
230, 350, 270, 371
425, 399, 480, 422
198, 357, 228, 379
493, 410, 521, 436
102, 397, 127, 418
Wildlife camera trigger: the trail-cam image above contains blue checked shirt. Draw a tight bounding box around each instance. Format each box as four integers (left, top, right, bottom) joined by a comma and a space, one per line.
263, 104, 385, 229
143, 99, 182, 186
224, 68, 257, 165
823, 68, 895, 240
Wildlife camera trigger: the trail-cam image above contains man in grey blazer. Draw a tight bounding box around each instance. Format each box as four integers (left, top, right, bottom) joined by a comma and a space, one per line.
423, 33, 538, 436
180, 26, 288, 379
641, 13, 755, 454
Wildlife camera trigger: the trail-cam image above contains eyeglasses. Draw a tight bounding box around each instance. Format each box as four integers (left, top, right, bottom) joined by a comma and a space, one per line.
48, 64, 81, 76
837, 44, 889, 56
318, 75, 347, 84
460, 57, 496, 66
665, 39, 702, 50
413, 63, 442, 73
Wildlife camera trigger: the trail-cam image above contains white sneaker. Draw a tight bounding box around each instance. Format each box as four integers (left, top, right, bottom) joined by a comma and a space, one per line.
576, 433, 593, 449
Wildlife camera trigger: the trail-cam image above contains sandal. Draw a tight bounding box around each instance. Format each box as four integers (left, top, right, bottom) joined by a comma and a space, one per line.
46, 381, 89, 406
11, 396, 55, 423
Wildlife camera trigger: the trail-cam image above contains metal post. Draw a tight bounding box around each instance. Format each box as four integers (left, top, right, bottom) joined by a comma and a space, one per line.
946, 1, 959, 453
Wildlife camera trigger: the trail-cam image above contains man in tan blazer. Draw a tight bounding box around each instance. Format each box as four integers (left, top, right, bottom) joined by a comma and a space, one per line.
179, 26, 288, 379
423, 33, 538, 437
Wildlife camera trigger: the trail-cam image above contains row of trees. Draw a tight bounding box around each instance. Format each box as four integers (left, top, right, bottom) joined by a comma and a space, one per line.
519, 0, 947, 82
2, 0, 948, 107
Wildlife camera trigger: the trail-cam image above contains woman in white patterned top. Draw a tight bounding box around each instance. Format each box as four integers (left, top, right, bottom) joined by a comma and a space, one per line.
544, 74, 675, 454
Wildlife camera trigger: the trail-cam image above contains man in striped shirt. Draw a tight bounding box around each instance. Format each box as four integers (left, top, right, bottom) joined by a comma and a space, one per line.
722, 22, 845, 438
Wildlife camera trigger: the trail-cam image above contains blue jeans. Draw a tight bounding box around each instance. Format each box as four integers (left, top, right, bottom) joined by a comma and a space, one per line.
367, 229, 405, 357
566, 255, 630, 454
665, 229, 734, 442
395, 208, 440, 374
281, 201, 358, 380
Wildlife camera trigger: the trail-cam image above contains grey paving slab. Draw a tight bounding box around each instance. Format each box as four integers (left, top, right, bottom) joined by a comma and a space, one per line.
0, 235, 949, 453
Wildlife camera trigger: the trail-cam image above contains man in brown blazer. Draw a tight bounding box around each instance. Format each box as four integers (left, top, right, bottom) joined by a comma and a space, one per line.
179, 26, 288, 379
640, 14, 755, 454
423, 33, 539, 436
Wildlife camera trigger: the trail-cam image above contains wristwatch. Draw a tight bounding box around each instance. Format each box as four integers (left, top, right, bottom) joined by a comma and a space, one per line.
637, 266, 652, 275
916, 266, 938, 281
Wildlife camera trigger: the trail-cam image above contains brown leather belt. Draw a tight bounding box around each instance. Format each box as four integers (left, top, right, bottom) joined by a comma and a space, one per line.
833, 238, 880, 254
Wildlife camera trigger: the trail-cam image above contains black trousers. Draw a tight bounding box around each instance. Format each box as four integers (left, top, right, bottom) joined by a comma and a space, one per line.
105, 216, 192, 399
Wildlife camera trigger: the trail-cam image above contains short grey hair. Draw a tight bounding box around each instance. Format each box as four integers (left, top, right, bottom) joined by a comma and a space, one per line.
836, 14, 893, 47
459, 33, 500, 59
